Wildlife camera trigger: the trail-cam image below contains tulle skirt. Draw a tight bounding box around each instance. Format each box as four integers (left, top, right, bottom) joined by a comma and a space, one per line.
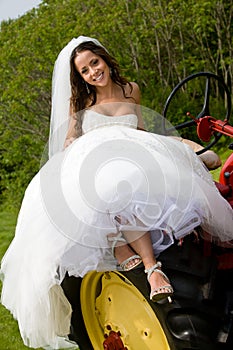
1, 125, 233, 348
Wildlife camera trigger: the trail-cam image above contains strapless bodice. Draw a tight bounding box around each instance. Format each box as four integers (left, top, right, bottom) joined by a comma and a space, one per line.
82, 111, 138, 134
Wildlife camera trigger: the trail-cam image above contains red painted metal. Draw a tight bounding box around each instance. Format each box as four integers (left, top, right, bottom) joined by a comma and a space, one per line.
103, 331, 127, 350
194, 114, 233, 270
196, 116, 233, 142
219, 153, 233, 189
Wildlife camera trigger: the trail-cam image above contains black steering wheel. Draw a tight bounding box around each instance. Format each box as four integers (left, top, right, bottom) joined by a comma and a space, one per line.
163, 72, 231, 154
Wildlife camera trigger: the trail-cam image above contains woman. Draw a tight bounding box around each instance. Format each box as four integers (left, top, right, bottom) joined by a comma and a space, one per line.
1, 36, 232, 349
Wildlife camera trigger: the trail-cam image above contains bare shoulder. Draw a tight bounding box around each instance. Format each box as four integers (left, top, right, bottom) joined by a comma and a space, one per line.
130, 81, 140, 92
125, 82, 141, 104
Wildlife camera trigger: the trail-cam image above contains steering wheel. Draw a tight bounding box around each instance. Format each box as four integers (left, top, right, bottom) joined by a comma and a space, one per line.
163, 72, 231, 154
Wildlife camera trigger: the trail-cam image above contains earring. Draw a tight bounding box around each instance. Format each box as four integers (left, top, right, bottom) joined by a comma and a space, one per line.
85, 82, 90, 94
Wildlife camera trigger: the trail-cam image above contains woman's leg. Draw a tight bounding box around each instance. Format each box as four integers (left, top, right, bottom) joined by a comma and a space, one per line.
108, 215, 142, 270
108, 232, 142, 270
114, 243, 141, 270
123, 230, 173, 298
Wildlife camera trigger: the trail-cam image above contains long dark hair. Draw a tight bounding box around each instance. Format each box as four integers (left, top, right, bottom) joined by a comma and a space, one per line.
70, 41, 132, 112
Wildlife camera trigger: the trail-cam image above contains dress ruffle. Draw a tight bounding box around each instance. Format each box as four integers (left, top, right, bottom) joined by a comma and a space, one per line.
1, 112, 232, 348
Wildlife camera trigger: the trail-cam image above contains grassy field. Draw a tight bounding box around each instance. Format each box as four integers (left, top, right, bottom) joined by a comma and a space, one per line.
210, 148, 232, 185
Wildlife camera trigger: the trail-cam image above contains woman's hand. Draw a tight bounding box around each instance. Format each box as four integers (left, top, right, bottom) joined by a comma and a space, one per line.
172, 136, 222, 170
63, 136, 77, 149
198, 150, 222, 170
181, 138, 221, 170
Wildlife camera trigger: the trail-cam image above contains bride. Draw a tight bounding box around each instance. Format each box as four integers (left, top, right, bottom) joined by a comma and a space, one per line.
1, 36, 232, 349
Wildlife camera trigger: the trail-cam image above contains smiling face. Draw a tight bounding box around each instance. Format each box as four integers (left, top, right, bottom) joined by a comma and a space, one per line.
74, 50, 111, 88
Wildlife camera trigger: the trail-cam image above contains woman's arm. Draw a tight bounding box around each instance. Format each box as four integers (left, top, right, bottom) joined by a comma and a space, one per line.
130, 82, 221, 170
130, 82, 145, 130
63, 111, 78, 149
173, 136, 222, 170
183, 139, 221, 170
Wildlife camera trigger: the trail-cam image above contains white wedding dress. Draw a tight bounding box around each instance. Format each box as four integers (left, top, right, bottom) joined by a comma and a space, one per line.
1, 110, 233, 349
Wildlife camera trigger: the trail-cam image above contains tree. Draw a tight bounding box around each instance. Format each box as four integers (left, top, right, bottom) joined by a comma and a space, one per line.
0, 0, 232, 207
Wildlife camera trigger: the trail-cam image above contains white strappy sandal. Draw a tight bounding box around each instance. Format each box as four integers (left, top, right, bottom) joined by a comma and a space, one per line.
145, 261, 173, 303
108, 231, 142, 271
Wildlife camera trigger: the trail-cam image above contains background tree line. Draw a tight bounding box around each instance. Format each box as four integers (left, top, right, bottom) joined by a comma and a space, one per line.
0, 0, 232, 207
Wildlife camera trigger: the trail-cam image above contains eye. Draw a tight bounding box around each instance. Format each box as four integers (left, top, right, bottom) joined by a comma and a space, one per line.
92, 59, 99, 65
81, 68, 88, 75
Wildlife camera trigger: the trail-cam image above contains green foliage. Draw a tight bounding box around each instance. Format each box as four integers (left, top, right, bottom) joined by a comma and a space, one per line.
0, 0, 233, 208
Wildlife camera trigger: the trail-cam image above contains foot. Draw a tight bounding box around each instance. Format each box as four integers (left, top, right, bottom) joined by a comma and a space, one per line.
114, 244, 142, 271
145, 262, 173, 302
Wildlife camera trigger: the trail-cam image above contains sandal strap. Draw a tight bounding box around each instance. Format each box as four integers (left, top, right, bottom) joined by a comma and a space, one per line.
120, 255, 141, 270
144, 261, 171, 283
152, 285, 173, 293
144, 261, 162, 275
107, 231, 127, 256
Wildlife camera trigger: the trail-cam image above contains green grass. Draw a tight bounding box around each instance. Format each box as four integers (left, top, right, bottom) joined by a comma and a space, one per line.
210, 148, 232, 181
